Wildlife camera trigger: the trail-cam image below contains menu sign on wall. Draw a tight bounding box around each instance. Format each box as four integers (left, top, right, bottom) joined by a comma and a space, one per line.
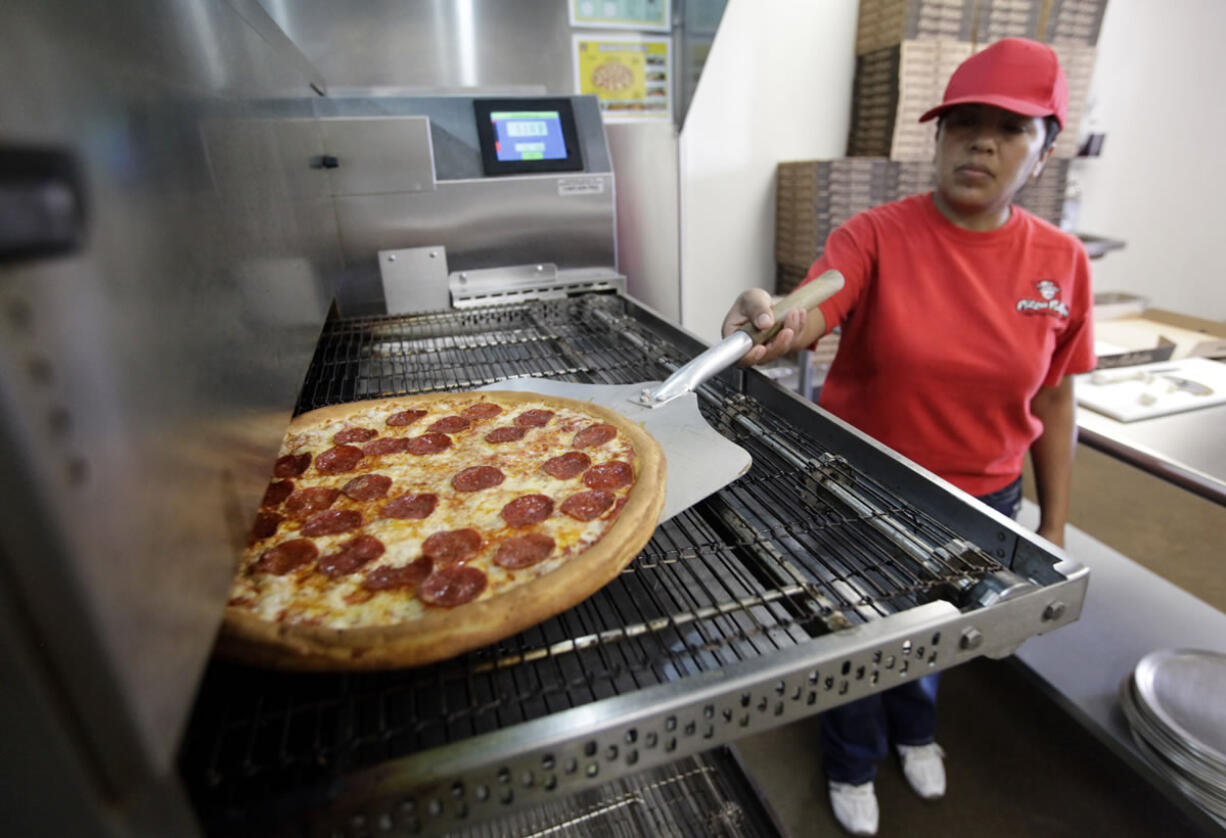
569, 0, 671, 31
573, 35, 671, 122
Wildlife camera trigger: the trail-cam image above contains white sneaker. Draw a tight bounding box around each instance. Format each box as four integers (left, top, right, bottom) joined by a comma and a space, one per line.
828, 780, 879, 836
897, 742, 946, 799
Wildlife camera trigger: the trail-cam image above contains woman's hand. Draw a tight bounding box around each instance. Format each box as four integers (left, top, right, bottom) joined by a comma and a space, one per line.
720, 288, 807, 366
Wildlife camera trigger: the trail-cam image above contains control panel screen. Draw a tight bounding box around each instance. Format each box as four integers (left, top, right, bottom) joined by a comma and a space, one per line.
475, 98, 584, 175
490, 110, 568, 162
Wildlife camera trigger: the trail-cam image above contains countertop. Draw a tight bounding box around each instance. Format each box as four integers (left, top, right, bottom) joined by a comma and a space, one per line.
1077, 402, 1226, 506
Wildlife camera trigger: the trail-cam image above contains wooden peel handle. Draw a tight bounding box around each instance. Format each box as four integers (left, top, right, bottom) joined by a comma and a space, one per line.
739, 270, 845, 345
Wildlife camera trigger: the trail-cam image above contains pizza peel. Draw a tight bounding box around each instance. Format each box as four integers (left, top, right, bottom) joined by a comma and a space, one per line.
480, 271, 845, 522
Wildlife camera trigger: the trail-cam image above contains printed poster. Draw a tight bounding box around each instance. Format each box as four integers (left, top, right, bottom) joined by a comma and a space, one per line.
574, 35, 671, 122
569, 0, 671, 32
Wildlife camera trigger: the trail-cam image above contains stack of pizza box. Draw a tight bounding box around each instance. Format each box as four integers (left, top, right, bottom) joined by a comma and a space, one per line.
1049, 42, 1098, 159
775, 159, 896, 288
1043, 0, 1109, 44
855, 0, 975, 55
1015, 158, 1070, 227
774, 159, 941, 293
845, 0, 1106, 162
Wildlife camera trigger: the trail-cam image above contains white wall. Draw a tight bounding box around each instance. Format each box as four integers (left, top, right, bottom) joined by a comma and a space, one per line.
679, 0, 1226, 343
679, 0, 859, 341
1074, 0, 1226, 320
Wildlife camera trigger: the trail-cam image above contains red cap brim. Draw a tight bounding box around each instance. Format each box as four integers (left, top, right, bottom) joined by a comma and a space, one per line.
918, 94, 1064, 130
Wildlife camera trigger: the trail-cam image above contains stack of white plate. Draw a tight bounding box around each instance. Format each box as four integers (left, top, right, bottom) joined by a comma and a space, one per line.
1118, 649, 1226, 827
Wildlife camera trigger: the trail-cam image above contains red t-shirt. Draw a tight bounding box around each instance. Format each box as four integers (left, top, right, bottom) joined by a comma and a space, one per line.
805, 193, 1096, 496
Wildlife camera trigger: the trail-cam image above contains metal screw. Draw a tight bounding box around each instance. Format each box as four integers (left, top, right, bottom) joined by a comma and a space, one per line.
387, 254, 396, 262
1042, 601, 1067, 622
959, 627, 983, 651
536, 264, 544, 272
429, 251, 437, 258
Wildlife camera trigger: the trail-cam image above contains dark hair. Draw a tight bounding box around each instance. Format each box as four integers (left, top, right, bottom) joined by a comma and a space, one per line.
1041, 116, 1061, 153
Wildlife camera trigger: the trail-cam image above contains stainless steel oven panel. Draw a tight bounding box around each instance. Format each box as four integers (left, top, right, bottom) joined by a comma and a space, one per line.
310, 591, 1087, 836
334, 174, 616, 273
306, 95, 616, 316
0, 0, 338, 831
320, 116, 436, 196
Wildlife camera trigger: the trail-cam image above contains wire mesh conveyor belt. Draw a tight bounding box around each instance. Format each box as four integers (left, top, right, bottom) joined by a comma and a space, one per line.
180, 294, 1055, 835
446, 749, 781, 838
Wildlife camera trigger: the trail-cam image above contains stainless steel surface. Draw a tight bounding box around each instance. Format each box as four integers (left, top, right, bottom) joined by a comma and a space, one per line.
1015, 500, 1226, 835
257, 0, 728, 128
641, 331, 753, 406
480, 378, 752, 522
0, 0, 339, 833
380, 246, 451, 314
606, 121, 682, 321
642, 270, 845, 408
451, 266, 626, 309
1077, 405, 1226, 506
320, 116, 436, 195
259, 0, 579, 99
1120, 671, 1226, 824
180, 295, 1088, 836
446, 749, 782, 838
1133, 649, 1226, 766
308, 95, 617, 317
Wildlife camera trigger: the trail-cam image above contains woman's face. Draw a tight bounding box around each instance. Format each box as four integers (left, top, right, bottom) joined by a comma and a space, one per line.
935, 104, 1051, 216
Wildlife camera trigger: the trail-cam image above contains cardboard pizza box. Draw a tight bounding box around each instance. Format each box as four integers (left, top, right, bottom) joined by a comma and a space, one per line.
1095, 309, 1226, 369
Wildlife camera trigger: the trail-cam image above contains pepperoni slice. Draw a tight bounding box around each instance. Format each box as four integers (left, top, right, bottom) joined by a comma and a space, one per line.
314, 445, 364, 474
261, 480, 294, 508
255, 538, 318, 575
542, 451, 592, 480
560, 490, 615, 521
500, 494, 554, 527
386, 409, 427, 427
583, 461, 634, 490
362, 558, 433, 591
462, 402, 503, 421
342, 473, 392, 502
493, 533, 556, 569
573, 423, 617, 449
514, 409, 554, 427
364, 436, 411, 456
381, 493, 438, 520
284, 486, 340, 519
428, 415, 471, 434
333, 427, 377, 445
421, 528, 483, 565
300, 509, 362, 537
419, 565, 488, 607
249, 511, 282, 544
486, 426, 527, 444
407, 433, 452, 455
451, 465, 505, 492
318, 535, 385, 578
274, 452, 311, 478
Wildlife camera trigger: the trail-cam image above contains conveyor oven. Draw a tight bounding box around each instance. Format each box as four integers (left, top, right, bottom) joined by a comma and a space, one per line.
177, 291, 1089, 836
0, 8, 1088, 831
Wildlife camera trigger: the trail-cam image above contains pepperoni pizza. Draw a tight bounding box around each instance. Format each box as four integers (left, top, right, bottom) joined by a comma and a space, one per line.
219, 391, 665, 670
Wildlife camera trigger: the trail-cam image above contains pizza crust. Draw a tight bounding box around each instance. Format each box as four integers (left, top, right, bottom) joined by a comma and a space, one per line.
218, 390, 665, 671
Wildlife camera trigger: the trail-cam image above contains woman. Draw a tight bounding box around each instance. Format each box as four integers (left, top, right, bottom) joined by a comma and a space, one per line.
720, 38, 1096, 836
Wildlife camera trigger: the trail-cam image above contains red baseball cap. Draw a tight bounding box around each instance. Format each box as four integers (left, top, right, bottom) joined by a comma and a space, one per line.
919, 38, 1068, 130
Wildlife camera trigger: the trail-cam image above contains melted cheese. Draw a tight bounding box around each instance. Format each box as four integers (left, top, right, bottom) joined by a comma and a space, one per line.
230, 396, 637, 628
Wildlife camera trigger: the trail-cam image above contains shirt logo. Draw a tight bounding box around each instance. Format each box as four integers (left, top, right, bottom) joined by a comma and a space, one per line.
1016, 280, 1069, 318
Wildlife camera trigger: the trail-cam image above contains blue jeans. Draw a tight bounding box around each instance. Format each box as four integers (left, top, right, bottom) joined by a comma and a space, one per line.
821, 477, 1022, 784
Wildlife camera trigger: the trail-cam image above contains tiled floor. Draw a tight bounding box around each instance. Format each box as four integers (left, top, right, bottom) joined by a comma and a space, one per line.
732, 443, 1224, 837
